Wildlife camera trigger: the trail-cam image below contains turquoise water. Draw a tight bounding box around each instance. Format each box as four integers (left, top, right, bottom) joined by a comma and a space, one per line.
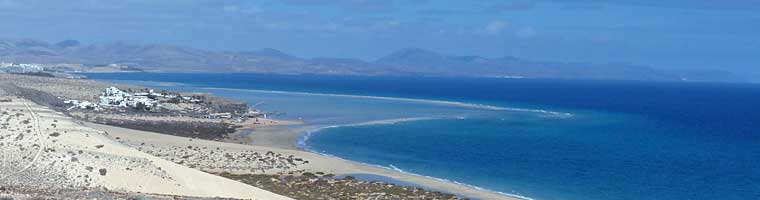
86, 73, 760, 200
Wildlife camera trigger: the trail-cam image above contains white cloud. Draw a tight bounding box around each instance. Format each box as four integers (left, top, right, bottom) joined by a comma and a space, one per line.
484, 20, 508, 35
242, 6, 262, 14
223, 5, 262, 15
223, 5, 239, 13
516, 26, 536, 38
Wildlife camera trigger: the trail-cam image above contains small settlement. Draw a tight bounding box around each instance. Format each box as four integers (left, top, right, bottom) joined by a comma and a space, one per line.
65, 87, 168, 111
0, 62, 44, 73
64, 86, 265, 122
1, 61, 88, 79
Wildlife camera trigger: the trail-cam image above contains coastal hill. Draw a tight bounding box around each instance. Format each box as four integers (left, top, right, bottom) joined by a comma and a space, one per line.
0, 38, 743, 82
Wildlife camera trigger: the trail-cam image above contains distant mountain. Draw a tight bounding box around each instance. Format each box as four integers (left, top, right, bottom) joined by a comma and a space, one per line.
377, 48, 494, 75
0, 38, 743, 82
54, 40, 81, 48
671, 69, 749, 82
243, 48, 296, 59
376, 48, 680, 80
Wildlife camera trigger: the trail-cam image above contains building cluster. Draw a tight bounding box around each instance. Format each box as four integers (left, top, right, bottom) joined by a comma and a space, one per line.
0, 62, 44, 73
64, 99, 100, 110
61, 86, 265, 123
65, 87, 204, 111
98, 87, 160, 109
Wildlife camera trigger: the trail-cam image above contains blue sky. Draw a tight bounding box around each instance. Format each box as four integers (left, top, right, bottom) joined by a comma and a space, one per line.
0, 0, 758, 78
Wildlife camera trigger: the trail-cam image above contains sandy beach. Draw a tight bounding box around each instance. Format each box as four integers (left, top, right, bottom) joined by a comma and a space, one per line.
1, 74, 520, 200
0, 96, 290, 200
89, 120, 523, 200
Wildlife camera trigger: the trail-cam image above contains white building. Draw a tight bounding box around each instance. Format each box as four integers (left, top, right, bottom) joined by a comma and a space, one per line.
99, 87, 159, 109
149, 89, 165, 98
18, 64, 44, 72
104, 87, 125, 96
125, 96, 158, 108
0, 62, 44, 73
99, 95, 126, 107
78, 101, 101, 110
66, 87, 162, 111
100, 87, 129, 107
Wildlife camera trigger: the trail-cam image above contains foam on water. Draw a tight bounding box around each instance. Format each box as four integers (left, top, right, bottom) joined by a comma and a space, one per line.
106, 78, 569, 200
298, 116, 541, 200
87, 73, 760, 200
201, 87, 573, 118
301, 124, 535, 200
298, 117, 440, 151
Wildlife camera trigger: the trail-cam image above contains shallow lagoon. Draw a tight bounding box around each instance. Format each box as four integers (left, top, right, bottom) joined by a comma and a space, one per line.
88, 73, 760, 200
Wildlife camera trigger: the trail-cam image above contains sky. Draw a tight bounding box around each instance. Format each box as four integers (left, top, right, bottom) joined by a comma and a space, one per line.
0, 0, 759, 79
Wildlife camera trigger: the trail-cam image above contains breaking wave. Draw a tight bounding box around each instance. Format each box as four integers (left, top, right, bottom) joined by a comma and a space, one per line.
201, 87, 573, 118
299, 120, 536, 200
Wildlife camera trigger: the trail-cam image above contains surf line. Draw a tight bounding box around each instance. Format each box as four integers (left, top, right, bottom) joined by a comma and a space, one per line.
201, 87, 574, 117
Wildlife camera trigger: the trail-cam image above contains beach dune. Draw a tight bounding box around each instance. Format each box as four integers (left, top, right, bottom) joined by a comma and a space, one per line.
0, 73, 520, 200
87, 119, 523, 200
0, 97, 290, 200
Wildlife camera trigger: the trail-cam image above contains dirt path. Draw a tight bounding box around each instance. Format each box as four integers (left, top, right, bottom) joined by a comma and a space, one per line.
0, 100, 46, 181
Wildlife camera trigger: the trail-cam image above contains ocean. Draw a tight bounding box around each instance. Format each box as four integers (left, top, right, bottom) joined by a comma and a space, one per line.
85, 73, 760, 200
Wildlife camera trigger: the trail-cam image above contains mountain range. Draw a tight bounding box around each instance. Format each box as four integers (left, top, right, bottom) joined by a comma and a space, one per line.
0, 39, 744, 82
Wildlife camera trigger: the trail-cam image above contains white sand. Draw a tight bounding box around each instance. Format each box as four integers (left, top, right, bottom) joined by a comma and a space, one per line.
86, 121, 524, 200
0, 97, 291, 200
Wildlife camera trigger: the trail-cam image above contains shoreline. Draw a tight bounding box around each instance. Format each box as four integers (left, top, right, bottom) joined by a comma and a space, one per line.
13, 72, 529, 200
200, 86, 573, 118
295, 117, 440, 152
140, 81, 534, 199
0, 96, 291, 200
238, 118, 530, 200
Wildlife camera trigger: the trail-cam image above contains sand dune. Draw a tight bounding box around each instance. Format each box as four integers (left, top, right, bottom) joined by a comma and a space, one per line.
0, 73, 519, 199
87, 118, 522, 200
0, 97, 291, 200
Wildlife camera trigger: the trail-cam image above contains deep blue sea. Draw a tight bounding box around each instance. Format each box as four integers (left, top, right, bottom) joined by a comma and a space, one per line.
85, 73, 760, 200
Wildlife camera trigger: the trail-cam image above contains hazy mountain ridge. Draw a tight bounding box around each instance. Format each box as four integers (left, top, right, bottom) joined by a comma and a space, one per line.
0, 39, 743, 82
